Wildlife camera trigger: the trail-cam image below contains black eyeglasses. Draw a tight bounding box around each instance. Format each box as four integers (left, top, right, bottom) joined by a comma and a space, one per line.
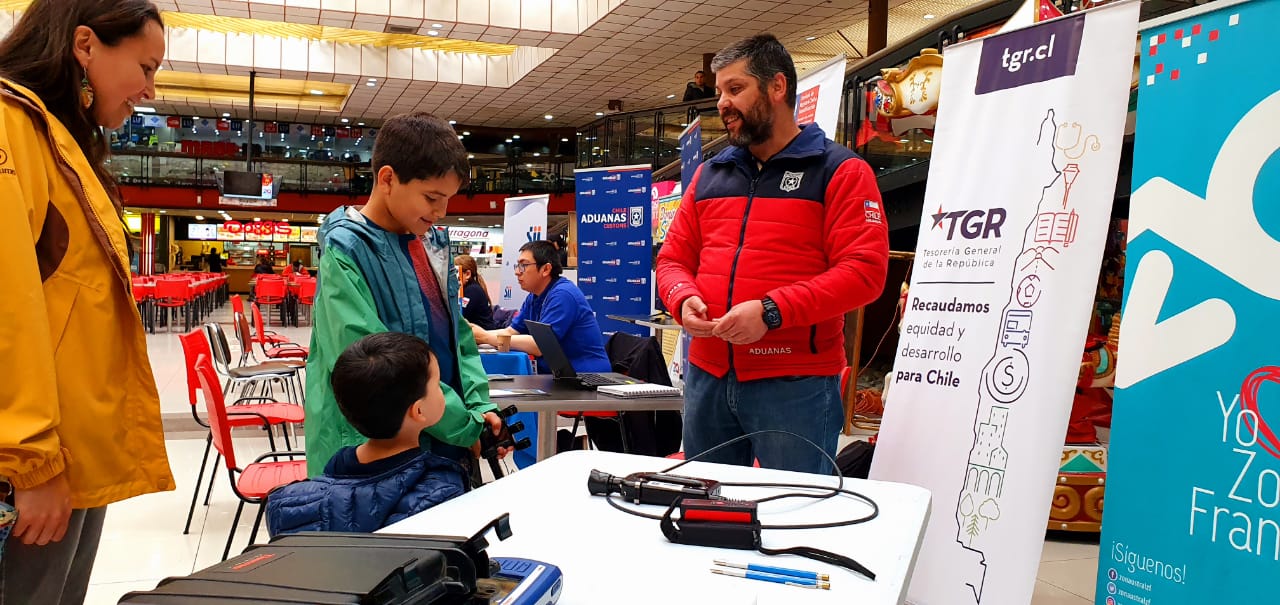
514, 261, 539, 274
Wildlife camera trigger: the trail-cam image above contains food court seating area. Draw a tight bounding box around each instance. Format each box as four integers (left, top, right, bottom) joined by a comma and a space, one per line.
132, 272, 229, 334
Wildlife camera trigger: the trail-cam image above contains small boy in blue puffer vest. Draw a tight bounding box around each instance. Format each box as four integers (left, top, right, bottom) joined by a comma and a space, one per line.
266, 332, 467, 536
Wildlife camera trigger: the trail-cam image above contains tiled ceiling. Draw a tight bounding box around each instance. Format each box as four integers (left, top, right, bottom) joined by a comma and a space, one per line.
0, 0, 987, 128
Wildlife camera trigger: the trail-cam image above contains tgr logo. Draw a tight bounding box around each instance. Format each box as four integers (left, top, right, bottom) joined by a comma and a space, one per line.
930, 206, 1007, 240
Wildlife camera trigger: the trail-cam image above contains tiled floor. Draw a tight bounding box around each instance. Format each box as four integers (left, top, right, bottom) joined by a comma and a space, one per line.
82, 306, 1101, 604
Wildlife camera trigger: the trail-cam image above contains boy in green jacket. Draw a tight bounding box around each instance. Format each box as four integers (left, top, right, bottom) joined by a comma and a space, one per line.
305, 112, 503, 477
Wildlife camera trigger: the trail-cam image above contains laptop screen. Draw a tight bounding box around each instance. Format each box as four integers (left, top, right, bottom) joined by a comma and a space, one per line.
524, 321, 578, 379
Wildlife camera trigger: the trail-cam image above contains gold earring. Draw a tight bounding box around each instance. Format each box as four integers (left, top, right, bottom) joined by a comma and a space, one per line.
80, 75, 94, 108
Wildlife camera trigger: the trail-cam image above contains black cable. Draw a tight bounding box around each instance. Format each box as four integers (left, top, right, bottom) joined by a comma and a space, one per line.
661, 430, 847, 508
602, 483, 878, 529
602, 429, 880, 529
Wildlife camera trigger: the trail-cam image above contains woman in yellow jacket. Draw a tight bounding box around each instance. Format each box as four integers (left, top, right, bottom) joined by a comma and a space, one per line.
0, 1, 173, 602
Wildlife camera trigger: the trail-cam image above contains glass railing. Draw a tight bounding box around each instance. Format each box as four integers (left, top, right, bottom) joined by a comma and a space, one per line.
106, 150, 577, 196
576, 99, 724, 171
573, 86, 924, 185
571, 0, 1025, 185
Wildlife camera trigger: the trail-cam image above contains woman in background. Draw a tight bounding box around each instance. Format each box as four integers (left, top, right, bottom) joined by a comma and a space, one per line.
284, 258, 309, 278
455, 254, 496, 330
254, 254, 276, 275
0, 1, 173, 602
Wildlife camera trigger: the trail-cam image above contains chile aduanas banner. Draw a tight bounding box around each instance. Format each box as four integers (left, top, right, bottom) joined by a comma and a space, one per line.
1098, 1, 1280, 603
868, 3, 1139, 604
574, 165, 652, 337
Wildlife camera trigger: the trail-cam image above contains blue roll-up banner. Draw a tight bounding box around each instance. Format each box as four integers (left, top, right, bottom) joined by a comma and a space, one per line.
575, 164, 652, 337
1099, 1, 1280, 603
679, 119, 702, 195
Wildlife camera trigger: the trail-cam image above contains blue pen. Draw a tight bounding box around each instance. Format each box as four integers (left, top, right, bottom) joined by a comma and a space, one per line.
714, 560, 831, 582
710, 568, 831, 590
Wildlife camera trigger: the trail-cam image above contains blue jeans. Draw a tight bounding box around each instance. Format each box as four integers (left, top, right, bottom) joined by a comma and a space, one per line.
683, 364, 843, 474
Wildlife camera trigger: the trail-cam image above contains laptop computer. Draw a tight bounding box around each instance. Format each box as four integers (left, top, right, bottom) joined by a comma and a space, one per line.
525, 320, 639, 389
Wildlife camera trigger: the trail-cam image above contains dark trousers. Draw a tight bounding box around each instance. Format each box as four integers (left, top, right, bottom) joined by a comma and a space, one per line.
581, 412, 683, 457
0, 507, 107, 605
682, 365, 842, 474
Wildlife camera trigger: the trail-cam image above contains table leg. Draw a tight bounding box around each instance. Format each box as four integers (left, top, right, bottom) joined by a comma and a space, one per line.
536, 410, 557, 462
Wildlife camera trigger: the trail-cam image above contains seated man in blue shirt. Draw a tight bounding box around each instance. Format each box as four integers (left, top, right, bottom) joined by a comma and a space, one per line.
471, 240, 610, 375
266, 332, 467, 536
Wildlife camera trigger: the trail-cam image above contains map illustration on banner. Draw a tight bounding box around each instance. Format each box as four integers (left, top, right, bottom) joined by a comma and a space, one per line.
950, 108, 1088, 595
1099, 1, 1280, 603
869, 4, 1138, 604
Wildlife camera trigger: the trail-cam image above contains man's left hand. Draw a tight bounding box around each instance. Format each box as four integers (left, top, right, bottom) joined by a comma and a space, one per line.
712, 299, 768, 345
482, 411, 512, 459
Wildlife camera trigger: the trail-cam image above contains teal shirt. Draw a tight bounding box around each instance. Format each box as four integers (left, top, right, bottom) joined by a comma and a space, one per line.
304, 207, 495, 477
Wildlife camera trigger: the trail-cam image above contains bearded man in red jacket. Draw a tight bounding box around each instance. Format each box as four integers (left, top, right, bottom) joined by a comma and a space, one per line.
657, 34, 890, 473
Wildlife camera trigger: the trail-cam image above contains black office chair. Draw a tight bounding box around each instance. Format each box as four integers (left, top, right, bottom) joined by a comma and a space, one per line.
570, 332, 683, 456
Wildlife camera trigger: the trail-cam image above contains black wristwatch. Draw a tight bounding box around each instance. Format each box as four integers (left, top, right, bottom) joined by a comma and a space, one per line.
761, 296, 782, 330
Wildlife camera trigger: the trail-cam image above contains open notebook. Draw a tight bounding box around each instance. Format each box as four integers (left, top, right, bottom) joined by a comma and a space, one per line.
596, 383, 682, 399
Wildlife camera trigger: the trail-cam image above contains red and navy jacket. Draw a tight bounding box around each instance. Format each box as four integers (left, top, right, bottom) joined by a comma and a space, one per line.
657, 123, 889, 381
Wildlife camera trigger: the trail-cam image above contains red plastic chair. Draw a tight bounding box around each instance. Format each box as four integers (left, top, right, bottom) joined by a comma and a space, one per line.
131, 278, 155, 334
295, 278, 318, 326
178, 329, 304, 534
250, 301, 296, 347
153, 277, 193, 332
254, 277, 287, 327
193, 353, 306, 560
237, 311, 308, 363
231, 294, 245, 318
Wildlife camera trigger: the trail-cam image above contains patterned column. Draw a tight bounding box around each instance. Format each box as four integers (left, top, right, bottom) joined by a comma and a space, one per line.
140, 212, 156, 276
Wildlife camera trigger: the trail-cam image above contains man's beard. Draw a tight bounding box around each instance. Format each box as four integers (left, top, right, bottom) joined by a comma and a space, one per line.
723, 97, 773, 147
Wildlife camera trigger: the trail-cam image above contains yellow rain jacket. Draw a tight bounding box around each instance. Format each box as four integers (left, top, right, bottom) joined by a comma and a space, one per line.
0, 79, 174, 508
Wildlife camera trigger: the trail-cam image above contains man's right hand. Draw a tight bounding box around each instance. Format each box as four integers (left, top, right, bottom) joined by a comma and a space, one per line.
470, 322, 492, 346
13, 472, 72, 546
681, 296, 719, 338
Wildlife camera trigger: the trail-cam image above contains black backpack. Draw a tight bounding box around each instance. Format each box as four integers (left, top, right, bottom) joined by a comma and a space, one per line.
836, 440, 876, 479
